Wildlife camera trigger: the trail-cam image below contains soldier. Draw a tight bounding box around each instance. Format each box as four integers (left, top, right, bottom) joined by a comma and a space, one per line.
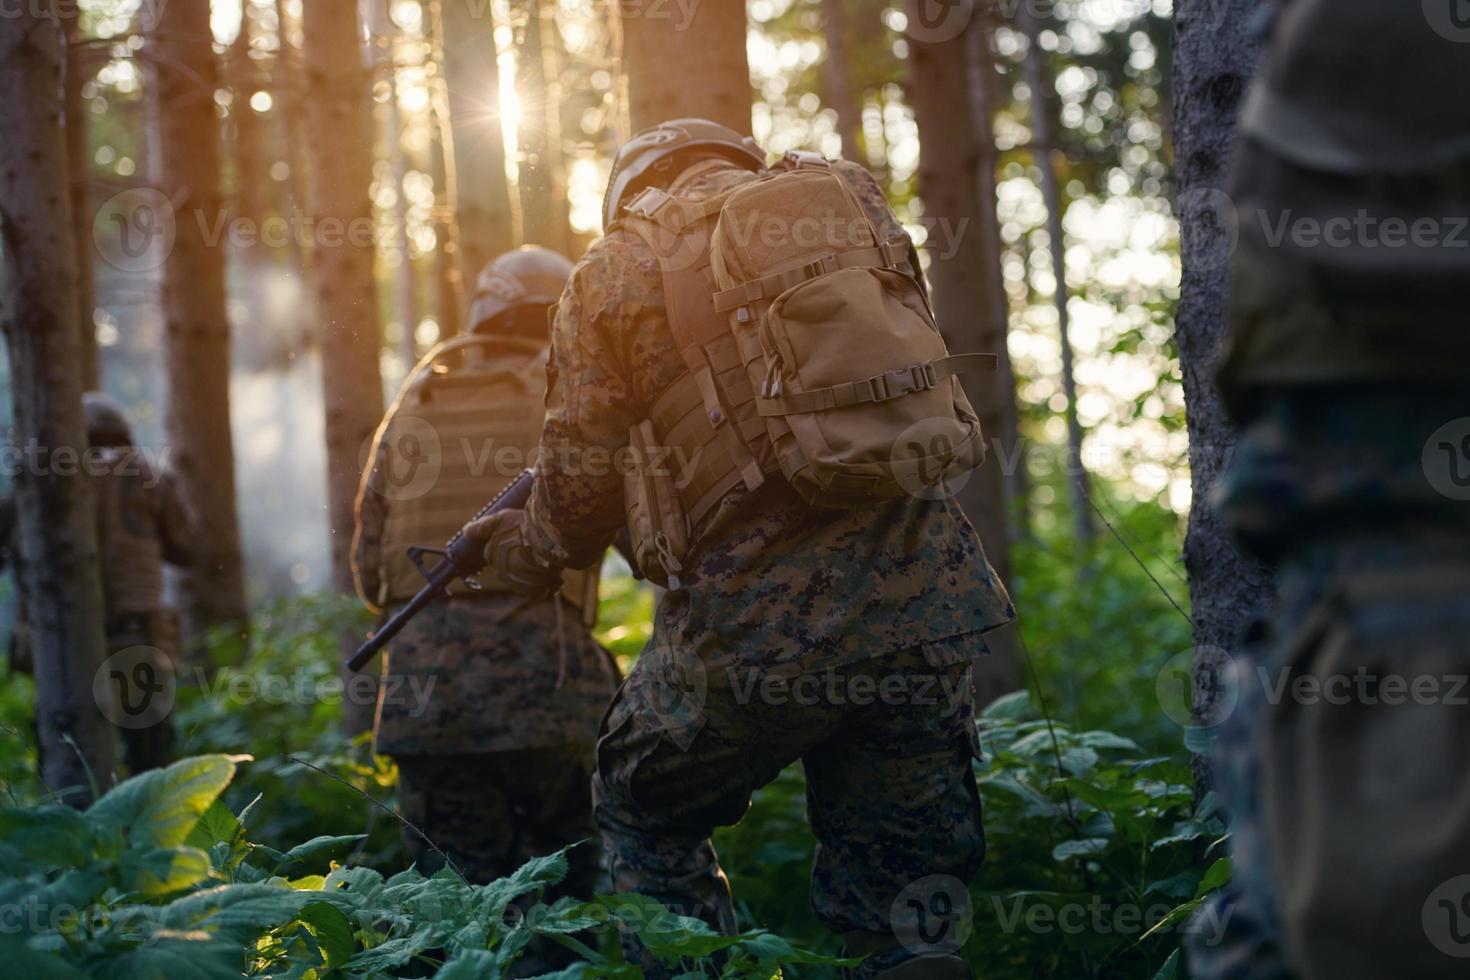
464, 121, 1015, 979
352, 246, 620, 897
1190, 3, 1470, 978
85, 392, 195, 773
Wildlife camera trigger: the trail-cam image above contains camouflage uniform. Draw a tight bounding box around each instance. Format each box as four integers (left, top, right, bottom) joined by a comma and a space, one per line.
519, 157, 1014, 976
1190, 4, 1470, 977
353, 335, 620, 891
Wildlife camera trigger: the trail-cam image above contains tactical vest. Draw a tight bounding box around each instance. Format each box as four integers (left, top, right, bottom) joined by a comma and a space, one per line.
616, 153, 992, 586
373, 335, 598, 620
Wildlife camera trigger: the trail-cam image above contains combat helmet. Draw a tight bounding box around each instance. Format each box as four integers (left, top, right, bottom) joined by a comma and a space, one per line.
468, 246, 575, 336
602, 118, 765, 228
83, 392, 133, 448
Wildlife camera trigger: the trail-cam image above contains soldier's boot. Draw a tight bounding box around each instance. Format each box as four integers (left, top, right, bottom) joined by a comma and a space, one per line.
869, 955, 972, 979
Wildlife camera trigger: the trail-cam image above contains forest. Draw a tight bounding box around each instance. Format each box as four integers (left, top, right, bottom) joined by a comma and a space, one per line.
5, 0, 1447, 977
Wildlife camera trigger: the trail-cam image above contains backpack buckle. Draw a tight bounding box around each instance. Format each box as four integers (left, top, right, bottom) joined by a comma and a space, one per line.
624, 186, 673, 220
801, 254, 840, 281
869, 364, 936, 402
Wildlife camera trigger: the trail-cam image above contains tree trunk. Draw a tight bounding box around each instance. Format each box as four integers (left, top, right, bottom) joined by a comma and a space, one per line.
620, 0, 751, 134
274, 0, 315, 317
425, 0, 466, 337
821, 0, 862, 160
302, 0, 385, 733
61, 5, 99, 391
441, 0, 515, 289
145, 0, 250, 642
0, 10, 116, 805
1018, 5, 1093, 545
379, 0, 417, 366
512, 0, 569, 253
907, 9, 1020, 706
231, 7, 263, 227
1172, 0, 1271, 735
966, 8, 1028, 541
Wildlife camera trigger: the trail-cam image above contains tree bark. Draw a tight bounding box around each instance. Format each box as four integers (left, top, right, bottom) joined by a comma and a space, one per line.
1172, 0, 1271, 734
620, 0, 752, 134
0, 9, 116, 805
61, 4, 99, 391
966, 8, 1027, 540
144, 0, 250, 642
302, 0, 385, 733
907, 8, 1020, 706
378, 0, 417, 365
821, 0, 863, 160
1017, 5, 1094, 545
511, 0, 570, 253
231, 6, 264, 227
425, 0, 466, 337
441, 0, 515, 289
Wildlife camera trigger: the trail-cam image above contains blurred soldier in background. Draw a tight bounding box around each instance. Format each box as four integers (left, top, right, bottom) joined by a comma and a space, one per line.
464, 121, 1015, 979
1192, 3, 1470, 978
86, 392, 195, 772
352, 247, 619, 904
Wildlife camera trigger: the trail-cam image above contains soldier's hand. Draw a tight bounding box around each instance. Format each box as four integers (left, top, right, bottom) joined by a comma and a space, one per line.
463, 508, 563, 598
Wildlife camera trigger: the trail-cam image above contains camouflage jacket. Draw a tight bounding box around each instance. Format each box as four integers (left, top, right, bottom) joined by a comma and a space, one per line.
523, 159, 1015, 680
92, 448, 195, 617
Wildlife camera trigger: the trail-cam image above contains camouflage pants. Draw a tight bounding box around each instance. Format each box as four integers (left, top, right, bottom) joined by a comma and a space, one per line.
1193, 540, 1470, 980
108, 611, 178, 774
592, 638, 987, 978
395, 745, 601, 893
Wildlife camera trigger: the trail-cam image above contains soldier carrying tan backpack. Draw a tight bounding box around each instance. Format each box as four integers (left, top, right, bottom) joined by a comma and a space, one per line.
352, 247, 620, 908
462, 120, 1015, 979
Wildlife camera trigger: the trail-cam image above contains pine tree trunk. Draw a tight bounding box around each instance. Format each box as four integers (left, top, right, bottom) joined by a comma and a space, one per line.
425, 0, 466, 337
274, 0, 315, 313
231, 8, 263, 227
145, 0, 250, 642
1018, 5, 1093, 545
0, 10, 116, 805
821, 0, 863, 160
620, 0, 751, 134
1172, 0, 1271, 733
61, 5, 99, 391
379, 0, 417, 364
966, 9, 1028, 540
907, 10, 1020, 706
302, 0, 385, 733
512, 0, 569, 253
441, 0, 515, 287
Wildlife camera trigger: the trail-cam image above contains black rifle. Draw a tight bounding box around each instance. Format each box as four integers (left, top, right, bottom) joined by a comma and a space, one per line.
346, 468, 536, 672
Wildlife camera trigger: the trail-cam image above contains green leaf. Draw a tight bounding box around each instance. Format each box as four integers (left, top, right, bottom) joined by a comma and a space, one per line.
160, 883, 316, 940
1151, 947, 1182, 980
89, 756, 238, 849
184, 800, 241, 852
433, 948, 500, 979
1193, 857, 1232, 898
97, 936, 246, 980
297, 900, 356, 968
118, 845, 214, 897
273, 834, 367, 872
0, 936, 88, 979
0, 806, 93, 873
1051, 837, 1109, 862
981, 690, 1032, 720
1059, 746, 1100, 775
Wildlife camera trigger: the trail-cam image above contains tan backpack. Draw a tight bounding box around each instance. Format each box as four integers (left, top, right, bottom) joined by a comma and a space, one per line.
619, 153, 993, 586
364, 335, 599, 619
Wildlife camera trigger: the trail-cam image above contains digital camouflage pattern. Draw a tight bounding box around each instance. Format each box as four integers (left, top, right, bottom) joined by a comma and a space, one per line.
593, 640, 986, 979
520, 156, 1013, 975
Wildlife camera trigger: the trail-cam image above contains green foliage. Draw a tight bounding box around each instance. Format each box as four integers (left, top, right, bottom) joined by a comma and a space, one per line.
0, 755, 846, 978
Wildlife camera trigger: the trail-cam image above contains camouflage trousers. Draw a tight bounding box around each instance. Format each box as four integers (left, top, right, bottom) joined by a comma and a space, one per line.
395, 745, 602, 892
1192, 537, 1470, 980
108, 611, 179, 774
592, 637, 987, 978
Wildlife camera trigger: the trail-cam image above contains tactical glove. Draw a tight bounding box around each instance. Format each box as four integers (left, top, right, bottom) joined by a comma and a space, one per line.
462, 508, 563, 598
